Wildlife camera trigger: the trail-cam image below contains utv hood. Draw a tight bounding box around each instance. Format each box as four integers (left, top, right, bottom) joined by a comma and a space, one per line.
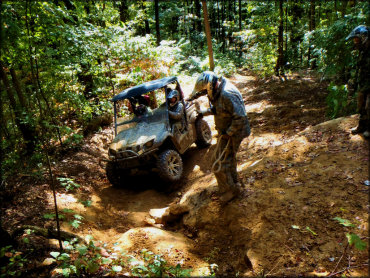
109, 121, 169, 152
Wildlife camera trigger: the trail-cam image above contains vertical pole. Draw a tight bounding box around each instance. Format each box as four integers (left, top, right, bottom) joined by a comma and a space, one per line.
114, 102, 117, 136
201, 0, 215, 71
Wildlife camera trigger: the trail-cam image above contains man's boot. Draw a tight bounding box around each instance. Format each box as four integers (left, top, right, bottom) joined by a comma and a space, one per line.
351, 120, 366, 135
219, 191, 235, 203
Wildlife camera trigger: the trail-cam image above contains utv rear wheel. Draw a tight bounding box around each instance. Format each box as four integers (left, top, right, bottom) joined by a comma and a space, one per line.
195, 118, 212, 148
156, 149, 183, 182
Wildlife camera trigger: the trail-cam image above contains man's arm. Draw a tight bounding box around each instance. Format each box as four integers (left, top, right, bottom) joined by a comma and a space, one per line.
186, 90, 207, 101
224, 93, 248, 137
168, 103, 184, 120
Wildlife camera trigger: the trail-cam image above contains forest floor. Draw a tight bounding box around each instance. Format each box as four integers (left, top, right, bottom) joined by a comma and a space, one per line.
2, 70, 369, 277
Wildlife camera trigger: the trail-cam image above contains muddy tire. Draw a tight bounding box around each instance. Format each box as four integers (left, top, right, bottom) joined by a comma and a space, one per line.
195, 118, 212, 148
106, 161, 130, 187
156, 149, 183, 182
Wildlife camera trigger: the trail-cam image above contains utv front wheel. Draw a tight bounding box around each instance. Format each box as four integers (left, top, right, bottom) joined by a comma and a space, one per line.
106, 161, 130, 187
195, 118, 212, 148
156, 149, 183, 182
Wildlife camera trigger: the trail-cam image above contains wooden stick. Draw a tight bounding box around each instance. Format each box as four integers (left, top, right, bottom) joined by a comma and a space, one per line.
265, 257, 282, 277
329, 242, 349, 276
328, 263, 368, 277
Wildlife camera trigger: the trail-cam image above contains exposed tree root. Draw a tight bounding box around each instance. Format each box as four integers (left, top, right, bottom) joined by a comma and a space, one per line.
11, 225, 85, 244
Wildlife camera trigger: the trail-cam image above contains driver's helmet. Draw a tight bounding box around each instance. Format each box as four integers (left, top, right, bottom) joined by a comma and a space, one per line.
135, 104, 148, 116
192, 71, 219, 101
167, 89, 179, 107
346, 25, 369, 45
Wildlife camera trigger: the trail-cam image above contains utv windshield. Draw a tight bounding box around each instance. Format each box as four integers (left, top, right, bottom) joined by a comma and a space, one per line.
114, 88, 169, 134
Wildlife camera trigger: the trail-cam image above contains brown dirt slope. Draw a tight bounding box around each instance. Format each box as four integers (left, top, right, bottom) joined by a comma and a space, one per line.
2, 71, 368, 277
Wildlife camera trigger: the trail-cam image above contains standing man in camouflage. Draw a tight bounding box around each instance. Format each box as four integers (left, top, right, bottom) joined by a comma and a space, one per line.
187, 71, 251, 203
346, 25, 370, 138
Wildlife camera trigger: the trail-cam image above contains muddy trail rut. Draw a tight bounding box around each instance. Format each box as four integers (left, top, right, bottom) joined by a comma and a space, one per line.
3, 71, 369, 276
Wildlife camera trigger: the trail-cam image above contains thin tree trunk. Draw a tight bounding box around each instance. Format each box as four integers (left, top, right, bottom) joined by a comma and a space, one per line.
201, 0, 215, 71
341, 0, 348, 17
10, 68, 28, 109
239, 0, 242, 30
154, 0, 161, 46
26, 1, 63, 147
285, 0, 288, 54
308, 0, 316, 69
221, 0, 225, 52
275, 0, 285, 78
0, 63, 36, 153
0, 0, 4, 190
140, 2, 150, 35
119, 0, 129, 23
216, 0, 221, 43
194, 0, 202, 32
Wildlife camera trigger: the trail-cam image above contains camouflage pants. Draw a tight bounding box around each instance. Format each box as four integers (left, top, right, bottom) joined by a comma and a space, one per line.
357, 91, 370, 131
212, 136, 243, 195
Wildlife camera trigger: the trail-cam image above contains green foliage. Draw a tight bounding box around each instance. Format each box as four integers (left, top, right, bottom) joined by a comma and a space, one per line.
129, 249, 192, 277
57, 177, 80, 192
0, 246, 28, 278
346, 233, 367, 251
326, 83, 356, 118
43, 213, 65, 220
79, 199, 92, 207
333, 217, 367, 251
51, 238, 104, 276
333, 217, 356, 228
48, 238, 192, 277
43, 209, 84, 230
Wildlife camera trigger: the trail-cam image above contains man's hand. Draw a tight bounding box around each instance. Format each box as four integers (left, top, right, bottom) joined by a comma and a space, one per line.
221, 134, 230, 139
220, 131, 230, 139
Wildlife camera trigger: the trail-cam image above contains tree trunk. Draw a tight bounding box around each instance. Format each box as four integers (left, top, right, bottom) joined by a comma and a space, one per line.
275, 0, 285, 78
285, 0, 288, 53
201, 0, 215, 71
140, 1, 150, 35
220, 0, 225, 52
119, 0, 129, 23
341, 0, 348, 17
154, 0, 161, 46
0, 0, 4, 188
10, 68, 28, 109
0, 88, 3, 193
194, 0, 202, 32
0, 62, 36, 153
227, 0, 233, 46
239, 0, 242, 30
216, 0, 221, 43
308, 0, 316, 69
291, 0, 302, 67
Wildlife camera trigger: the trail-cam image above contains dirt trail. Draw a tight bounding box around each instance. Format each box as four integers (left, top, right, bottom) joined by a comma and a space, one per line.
3, 71, 368, 276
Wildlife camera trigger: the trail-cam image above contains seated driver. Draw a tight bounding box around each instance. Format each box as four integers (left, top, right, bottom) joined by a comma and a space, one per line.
128, 95, 150, 116
167, 89, 185, 132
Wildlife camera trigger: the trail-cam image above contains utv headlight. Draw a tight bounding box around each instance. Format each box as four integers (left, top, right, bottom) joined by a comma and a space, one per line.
143, 139, 154, 150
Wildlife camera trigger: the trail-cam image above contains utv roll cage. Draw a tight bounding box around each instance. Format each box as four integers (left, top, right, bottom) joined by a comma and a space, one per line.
111, 76, 187, 136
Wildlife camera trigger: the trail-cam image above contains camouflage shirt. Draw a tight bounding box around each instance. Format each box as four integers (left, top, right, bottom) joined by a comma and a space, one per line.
357, 43, 370, 95
203, 77, 251, 139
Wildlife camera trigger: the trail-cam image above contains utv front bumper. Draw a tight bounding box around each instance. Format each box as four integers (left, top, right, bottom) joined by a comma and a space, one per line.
108, 148, 158, 169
